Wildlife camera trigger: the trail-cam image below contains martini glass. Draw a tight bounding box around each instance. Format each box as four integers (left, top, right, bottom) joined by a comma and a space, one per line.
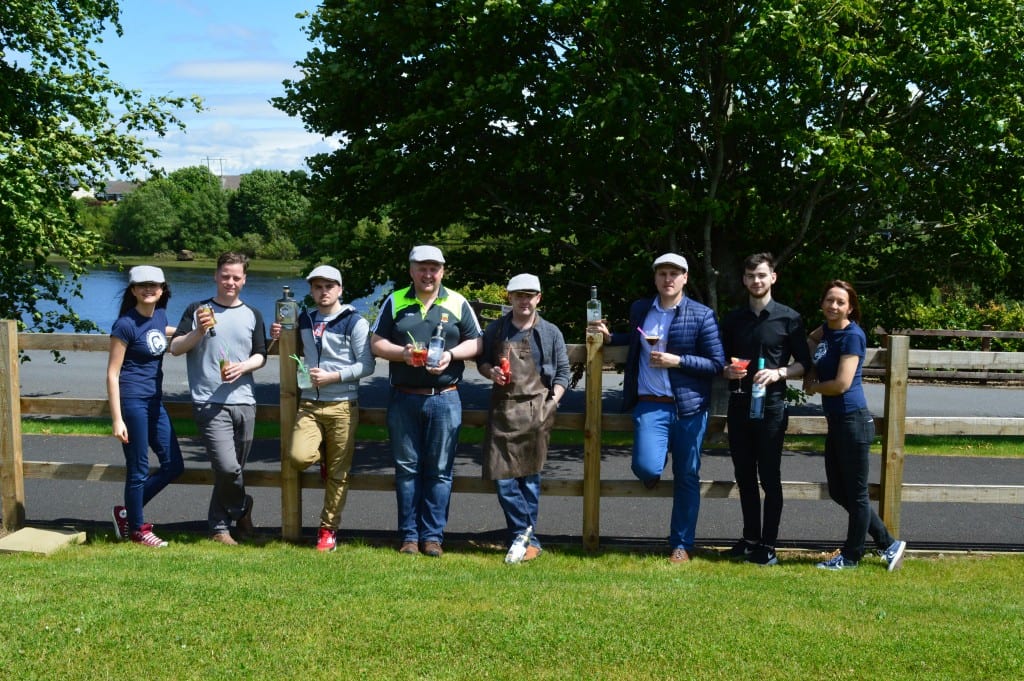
730, 357, 751, 393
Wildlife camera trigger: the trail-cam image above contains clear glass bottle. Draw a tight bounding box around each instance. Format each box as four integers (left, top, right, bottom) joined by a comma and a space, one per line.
749, 357, 766, 420
426, 323, 446, 368
276, 286, 298, 330
586, 285, 602, 324
504, 525, 533, 564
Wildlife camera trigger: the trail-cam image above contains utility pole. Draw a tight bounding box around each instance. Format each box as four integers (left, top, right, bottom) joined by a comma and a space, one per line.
203, 156, 227, 178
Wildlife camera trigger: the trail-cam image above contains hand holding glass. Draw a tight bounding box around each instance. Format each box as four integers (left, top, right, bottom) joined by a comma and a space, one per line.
730, 357, 751, 394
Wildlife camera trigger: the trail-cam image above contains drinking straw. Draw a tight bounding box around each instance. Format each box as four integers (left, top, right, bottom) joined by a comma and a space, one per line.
407, 331, 420, 348
637, 326, 646, 335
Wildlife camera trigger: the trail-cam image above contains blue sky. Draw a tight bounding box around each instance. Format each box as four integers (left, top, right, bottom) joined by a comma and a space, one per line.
98, 0, 333, 177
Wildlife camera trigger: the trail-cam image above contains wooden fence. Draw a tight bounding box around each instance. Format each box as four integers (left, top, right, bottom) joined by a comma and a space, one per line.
2, 320, 1023, 549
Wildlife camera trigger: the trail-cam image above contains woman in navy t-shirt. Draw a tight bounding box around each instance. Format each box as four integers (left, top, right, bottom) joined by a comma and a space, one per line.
105, 266, 184, 547
805, 280, 906, 571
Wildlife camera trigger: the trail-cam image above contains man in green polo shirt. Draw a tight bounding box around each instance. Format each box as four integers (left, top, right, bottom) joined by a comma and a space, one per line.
370, 245, 482, 557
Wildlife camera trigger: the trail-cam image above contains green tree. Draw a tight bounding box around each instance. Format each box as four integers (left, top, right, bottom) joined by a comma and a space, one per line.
164, 166, 229, 250
109, 179, 180, 254
276, 1, 1024, 333
110, 166, 229, 256
227, 169, 310, 258
0, 0, 200, 332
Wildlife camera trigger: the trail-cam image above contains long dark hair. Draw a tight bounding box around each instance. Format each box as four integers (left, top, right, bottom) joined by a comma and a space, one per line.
819, 279, 860, 323
118, 283, 172, 317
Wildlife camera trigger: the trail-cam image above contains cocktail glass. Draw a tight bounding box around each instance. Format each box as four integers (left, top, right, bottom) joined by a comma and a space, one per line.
411, 345, 427, 367
730, 357, 751, 393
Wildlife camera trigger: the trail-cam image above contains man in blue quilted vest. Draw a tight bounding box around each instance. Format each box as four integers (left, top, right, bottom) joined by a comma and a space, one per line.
589, 253, 724, 563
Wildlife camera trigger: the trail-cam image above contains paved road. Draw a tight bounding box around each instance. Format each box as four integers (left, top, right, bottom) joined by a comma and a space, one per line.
11, 350, 1024, 552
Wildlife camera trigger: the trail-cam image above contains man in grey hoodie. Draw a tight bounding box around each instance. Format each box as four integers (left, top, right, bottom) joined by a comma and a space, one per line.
271, 265, 374, 551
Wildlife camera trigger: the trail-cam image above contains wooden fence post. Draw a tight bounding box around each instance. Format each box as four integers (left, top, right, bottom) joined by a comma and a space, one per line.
279, 328, 301, 540
0, 320, 26, 531
582, 331, 604, 551
879, 334, 909, 534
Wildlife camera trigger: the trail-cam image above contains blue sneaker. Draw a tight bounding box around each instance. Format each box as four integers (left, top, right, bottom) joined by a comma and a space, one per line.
881, 539, 907, 572
817, 553, 858, 570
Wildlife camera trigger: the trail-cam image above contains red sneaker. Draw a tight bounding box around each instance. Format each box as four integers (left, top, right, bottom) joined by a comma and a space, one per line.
316, 527, 337, 552
112, 506, 129, 541
131, 524, 168, 548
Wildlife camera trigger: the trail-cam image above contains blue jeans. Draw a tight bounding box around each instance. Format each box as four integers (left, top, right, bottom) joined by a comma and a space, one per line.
632, 402, 708, 551
120, 397, 184, 532
386, 388, 461, 544
824, 408, 895, 561
496, 474, 542, 548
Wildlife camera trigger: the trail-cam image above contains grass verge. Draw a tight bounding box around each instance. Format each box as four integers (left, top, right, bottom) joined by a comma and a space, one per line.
21, 417, 1024, 457
0, 539, 1020, 680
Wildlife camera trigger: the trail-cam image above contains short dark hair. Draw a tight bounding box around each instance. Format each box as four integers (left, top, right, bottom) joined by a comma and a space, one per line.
743, 252, 775, 272
820, 279, 861, 323
217, 252, 249, 272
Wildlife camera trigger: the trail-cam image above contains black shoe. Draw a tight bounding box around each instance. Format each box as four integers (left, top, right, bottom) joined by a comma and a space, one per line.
725, 538, 755, 559
747, 544, 778, 566
642, 476, 660, 490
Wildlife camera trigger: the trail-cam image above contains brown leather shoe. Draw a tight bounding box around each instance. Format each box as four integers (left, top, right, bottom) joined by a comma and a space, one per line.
399, 541, 420, 555
669, 547, 690, 564
421, 541, 443, 557
523, 545, 542, 562
211, 532, 238, 546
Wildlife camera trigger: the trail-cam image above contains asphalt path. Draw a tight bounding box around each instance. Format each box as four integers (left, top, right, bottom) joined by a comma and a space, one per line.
12, 350, 1024, 553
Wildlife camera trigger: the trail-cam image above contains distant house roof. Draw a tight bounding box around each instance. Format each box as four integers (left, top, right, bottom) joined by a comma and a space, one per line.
94, 181, 139, 201
86, 174, 244, 201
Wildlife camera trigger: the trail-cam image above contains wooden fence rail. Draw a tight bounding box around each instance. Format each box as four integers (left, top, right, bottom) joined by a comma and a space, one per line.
3, 321, 1024, 548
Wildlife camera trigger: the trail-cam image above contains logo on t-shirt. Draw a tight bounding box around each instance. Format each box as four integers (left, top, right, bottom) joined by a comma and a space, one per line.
813, 341, 828, 365
313, 322, 327, 339
145, 329, 167, 356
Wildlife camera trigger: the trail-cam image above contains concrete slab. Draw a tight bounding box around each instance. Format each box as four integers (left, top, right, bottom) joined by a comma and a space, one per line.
0, 526, 86, 555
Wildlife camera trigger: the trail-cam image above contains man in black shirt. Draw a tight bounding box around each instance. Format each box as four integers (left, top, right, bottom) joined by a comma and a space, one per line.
720, 253, 811, 565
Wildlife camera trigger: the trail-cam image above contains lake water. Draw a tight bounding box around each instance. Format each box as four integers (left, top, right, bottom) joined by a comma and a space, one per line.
27, 266, 389, 333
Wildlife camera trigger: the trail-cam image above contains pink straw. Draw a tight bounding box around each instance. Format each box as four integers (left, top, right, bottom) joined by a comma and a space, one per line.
636, 326, 646, 335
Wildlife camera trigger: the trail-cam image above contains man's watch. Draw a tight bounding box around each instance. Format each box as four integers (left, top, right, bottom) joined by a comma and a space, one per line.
778, 366, 788, 380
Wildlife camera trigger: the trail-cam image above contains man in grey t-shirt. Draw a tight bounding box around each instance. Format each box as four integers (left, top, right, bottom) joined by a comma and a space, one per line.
171, 252, 267, 545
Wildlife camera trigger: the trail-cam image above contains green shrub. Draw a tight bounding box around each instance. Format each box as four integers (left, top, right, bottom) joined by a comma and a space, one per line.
885, 286, 1024, 350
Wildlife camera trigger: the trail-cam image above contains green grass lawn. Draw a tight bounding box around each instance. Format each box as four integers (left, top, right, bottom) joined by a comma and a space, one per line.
0, 538, 1020, 680
21, 417, 1024, 458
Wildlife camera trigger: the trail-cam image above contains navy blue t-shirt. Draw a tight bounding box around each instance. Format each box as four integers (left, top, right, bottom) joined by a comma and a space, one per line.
813, 320, 867, 414
111, 308, 169, 400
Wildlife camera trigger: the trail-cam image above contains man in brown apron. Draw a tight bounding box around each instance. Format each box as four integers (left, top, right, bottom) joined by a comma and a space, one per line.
479, 274, 569, 563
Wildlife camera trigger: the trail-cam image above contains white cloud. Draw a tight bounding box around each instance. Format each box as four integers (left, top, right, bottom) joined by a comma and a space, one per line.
168, 60, 299, 82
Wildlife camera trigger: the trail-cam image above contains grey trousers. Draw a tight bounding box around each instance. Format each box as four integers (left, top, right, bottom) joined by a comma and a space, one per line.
193, 402, 256, 534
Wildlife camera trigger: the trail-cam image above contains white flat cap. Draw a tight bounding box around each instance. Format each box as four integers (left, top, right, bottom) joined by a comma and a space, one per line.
507, 273, 541, 293
652, 253, 688, 271
306, 265, 343, 285
128, 265, 165, 284
409, 245, 445, 263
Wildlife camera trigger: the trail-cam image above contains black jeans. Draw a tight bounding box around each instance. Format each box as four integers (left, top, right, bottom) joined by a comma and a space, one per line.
824, 408, 895, 561
727, 396, 787, 546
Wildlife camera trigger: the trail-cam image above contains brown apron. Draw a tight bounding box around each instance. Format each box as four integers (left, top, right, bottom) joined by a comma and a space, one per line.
482, 326, 557, 480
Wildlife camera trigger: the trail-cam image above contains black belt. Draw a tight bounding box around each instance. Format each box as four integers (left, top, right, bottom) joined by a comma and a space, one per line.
395, 385, 458, 396
638, 394, 674, 404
